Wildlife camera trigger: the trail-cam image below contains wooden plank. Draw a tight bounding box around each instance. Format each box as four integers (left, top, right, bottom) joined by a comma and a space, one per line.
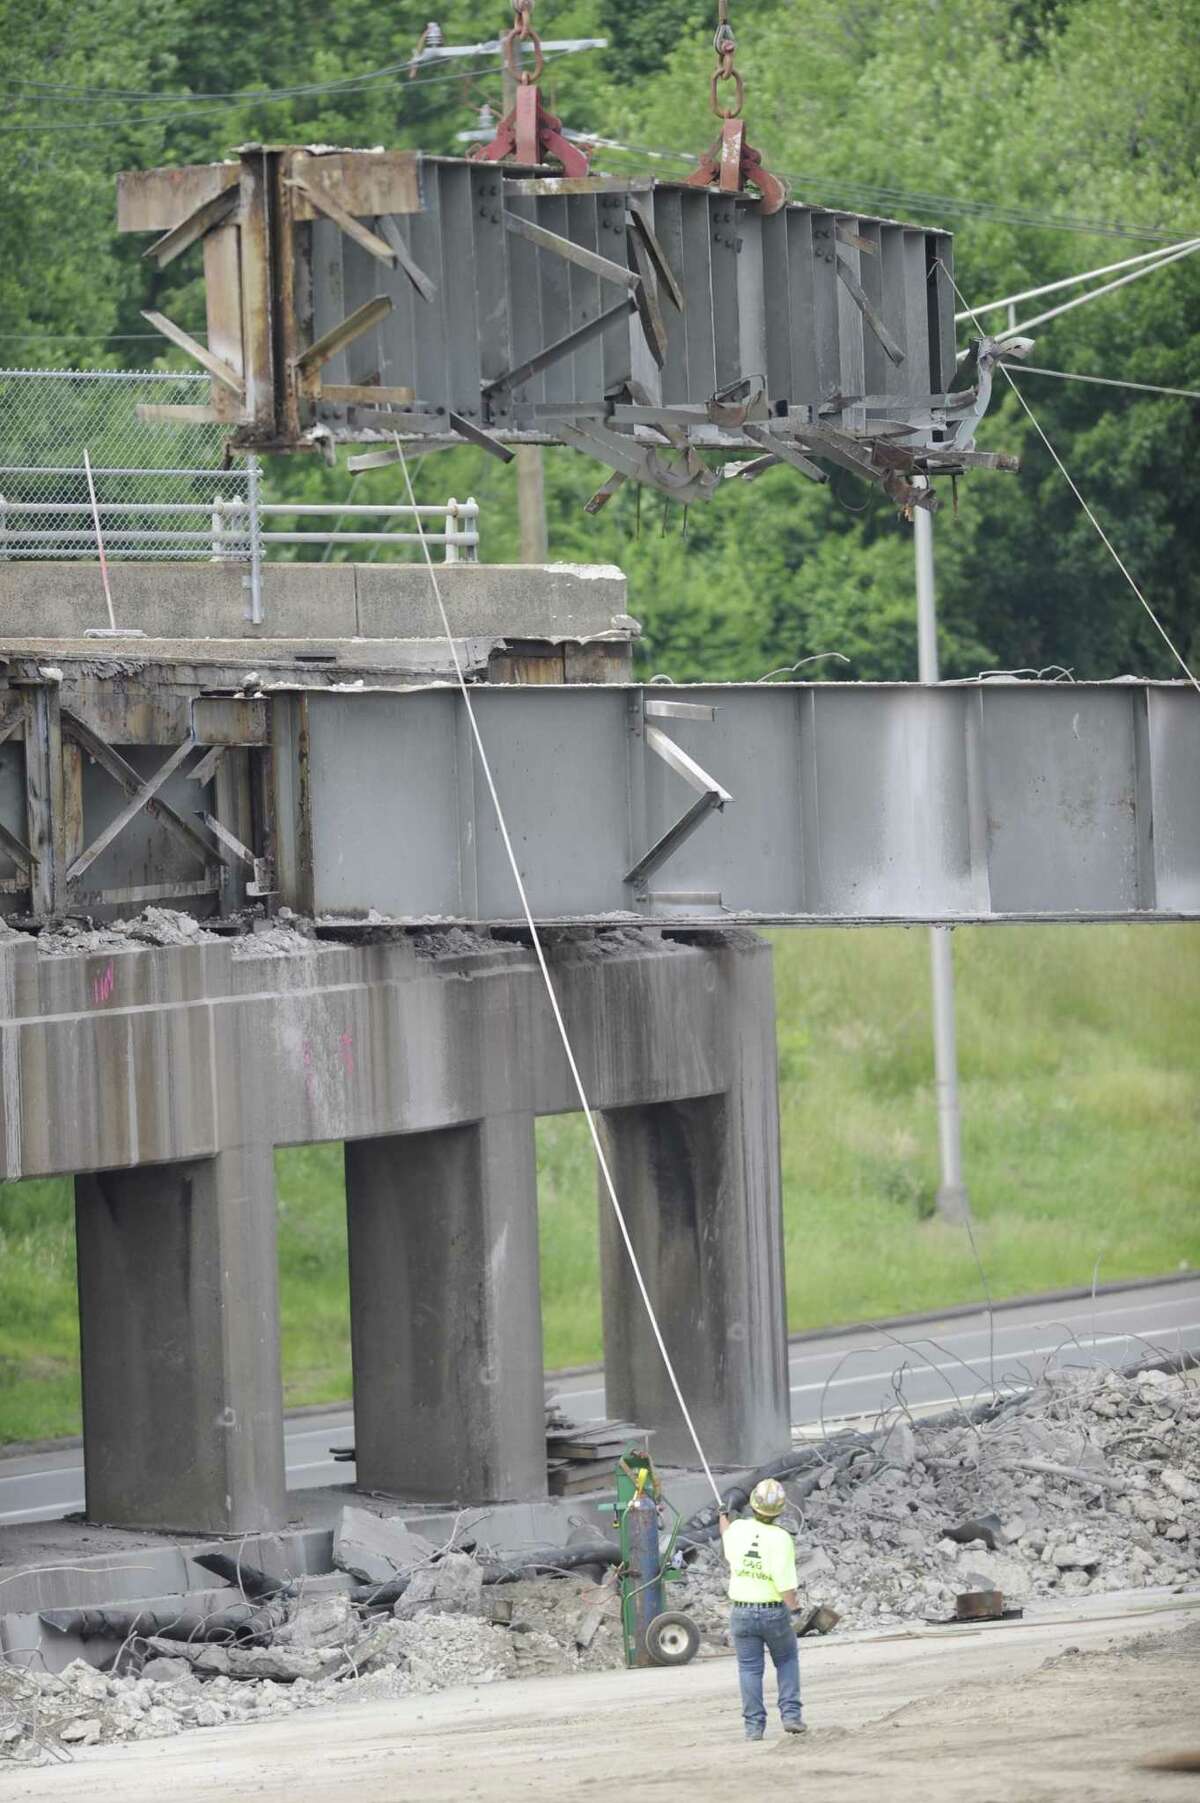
503, 210, 640, 293
288, 151, 422, 221
295, 297, 395, 377
141, 311, 245, 396
0, 705, 25, 749
285, 175, 398, 267
143, 187, 239, 268
116, 163, 238, 233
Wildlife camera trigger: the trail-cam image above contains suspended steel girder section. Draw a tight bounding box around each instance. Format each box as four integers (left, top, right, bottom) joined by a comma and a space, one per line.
117, 150, 1010, 507
265, 680, 1200, 925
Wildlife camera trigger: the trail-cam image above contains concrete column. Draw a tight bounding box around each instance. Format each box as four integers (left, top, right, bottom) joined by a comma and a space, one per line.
345, 1113, 545, 1503
75, 1143, 286, 1533
597, 935, 789, 1467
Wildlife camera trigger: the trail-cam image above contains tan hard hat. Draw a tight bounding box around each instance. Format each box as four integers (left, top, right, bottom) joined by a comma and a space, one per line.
749, 1477, 787, 1518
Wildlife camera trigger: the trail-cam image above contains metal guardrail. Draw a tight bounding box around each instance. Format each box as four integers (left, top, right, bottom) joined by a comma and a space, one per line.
209, 497, 480, 558
0, 370, 481, 625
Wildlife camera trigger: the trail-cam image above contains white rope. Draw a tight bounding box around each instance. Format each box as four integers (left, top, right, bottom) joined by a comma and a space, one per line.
1015, 365, 1200, 402
392, 436, 725, 1507
949, 280, 1200, 697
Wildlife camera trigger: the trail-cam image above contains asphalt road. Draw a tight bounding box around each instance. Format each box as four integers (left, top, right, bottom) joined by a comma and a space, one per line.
1, 1277, 1196, 1526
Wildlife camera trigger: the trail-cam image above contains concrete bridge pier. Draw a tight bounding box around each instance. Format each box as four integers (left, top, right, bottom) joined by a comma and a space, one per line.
75, 1140, 286, 1535
345, 1113, 546, 1504
596, 937, 789, 1468
2, 925, 792, 1532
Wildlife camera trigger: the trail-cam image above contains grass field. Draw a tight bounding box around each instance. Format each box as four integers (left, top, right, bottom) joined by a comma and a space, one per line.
1, 924, 1197, 1443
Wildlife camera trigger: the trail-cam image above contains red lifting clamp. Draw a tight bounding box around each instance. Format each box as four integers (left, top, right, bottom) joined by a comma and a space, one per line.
470, 1, 590, 176
685, 4, 787, 213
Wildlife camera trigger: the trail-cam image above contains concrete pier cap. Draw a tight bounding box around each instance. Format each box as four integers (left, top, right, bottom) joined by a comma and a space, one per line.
0, 920, 790, 1531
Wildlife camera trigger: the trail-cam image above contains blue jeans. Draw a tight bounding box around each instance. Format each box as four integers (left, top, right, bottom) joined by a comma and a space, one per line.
730, 1603, 802, 1736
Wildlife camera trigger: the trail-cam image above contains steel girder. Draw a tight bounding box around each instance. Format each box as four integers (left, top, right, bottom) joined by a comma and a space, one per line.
267, 680, 1200, 925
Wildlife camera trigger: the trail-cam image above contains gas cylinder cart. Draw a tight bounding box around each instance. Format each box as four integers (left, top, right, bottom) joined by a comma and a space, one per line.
610, 1448, 702, 1669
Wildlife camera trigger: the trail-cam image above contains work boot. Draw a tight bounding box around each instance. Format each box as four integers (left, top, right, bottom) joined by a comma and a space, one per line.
783, 1721, 806, 1736
745, 1729, 765, 1743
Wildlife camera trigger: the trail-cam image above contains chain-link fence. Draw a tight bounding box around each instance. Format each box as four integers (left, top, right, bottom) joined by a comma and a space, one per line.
0, 368, 254, 559
0, 370, 480, 626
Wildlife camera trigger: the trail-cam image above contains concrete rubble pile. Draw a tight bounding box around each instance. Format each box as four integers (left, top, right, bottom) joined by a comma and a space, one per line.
0, 1514, 627, 1767
3, 1363, 1195, 1766
678, 1363, 1200, 1641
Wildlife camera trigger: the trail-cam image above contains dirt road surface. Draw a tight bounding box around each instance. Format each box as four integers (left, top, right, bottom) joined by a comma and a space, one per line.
9, 1597, 1199, 1802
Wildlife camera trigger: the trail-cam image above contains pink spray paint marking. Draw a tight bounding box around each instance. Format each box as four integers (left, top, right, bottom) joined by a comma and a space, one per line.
338, 1029, 355, 1079
91, 960, 116, 1007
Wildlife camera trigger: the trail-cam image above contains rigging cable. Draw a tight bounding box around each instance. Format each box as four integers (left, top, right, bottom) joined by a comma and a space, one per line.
1011, 366, 1200, 403
947, 269, 1200, 697
391, 434, 724, 1508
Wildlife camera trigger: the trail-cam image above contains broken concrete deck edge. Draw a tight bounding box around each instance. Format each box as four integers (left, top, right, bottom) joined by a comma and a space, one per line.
0, 560, 634, 644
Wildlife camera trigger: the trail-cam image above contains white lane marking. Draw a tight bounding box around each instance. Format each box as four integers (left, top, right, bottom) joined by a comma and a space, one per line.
0, 1466, 85, 1486
0, 1499, 85, 1522
286, 1459, 355, 1476
779, 1293, 1200, 1366
786, 1329, 1187, 1395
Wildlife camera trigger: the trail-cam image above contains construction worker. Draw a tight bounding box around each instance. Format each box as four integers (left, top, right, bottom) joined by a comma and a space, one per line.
719, 1477, 805, 1742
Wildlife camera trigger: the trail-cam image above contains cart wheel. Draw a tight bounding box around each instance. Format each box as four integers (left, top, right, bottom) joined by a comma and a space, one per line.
645, 1611, 701, 1667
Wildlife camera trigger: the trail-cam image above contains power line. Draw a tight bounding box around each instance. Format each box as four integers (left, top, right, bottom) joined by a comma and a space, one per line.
2, 38, 605, 104
0, 53, 583, 136
585, 135, 1186, 244
1, 57, 425, 105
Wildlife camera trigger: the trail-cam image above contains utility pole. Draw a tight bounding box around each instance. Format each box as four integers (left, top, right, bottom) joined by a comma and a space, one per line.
502, 46, 550, 564
914, 482, 971, 1224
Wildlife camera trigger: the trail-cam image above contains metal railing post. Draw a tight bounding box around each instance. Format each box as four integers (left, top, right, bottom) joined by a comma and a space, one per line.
245, 455, 263, 623
444, 496, 460, 564
464, 495, 479, 562
0, 494, 7, 561
211, 494, 226, 562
